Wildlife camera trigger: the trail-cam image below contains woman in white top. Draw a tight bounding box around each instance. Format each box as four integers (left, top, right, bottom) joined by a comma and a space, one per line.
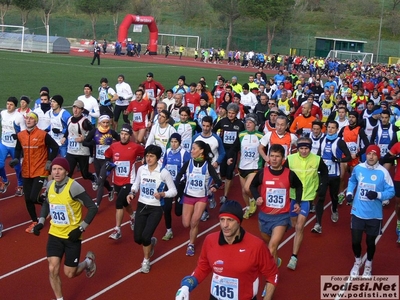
127, 145, 177, 273
145, 110, 176, 163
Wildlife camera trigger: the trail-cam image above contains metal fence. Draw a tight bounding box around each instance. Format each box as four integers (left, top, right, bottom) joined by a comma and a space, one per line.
4, 14, 400, 63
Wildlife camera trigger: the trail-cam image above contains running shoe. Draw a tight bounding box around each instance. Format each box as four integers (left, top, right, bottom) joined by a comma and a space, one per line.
287, 256, 298, 270
382, 200, 389, 206
243, 207, 251, 219
108, 186, 114, 201
277, 257, 282, 268
108, 229, 121, 240
338, 193, 345, 205
331, 209, 339, 223
311, 223, 322, 234
362, 265, 372, 279
85, 251, 96, 278
309, 204, 316, 213
130, 218, 135, 231
92, 173, 98, 191
150, 237, 157, 258
208, 193, 216, 209
220, 196, 227, 205
249, 198, 257, 214
162, 231, 173, 241
15, 186, 24, 197
0, 223, 3, 238
25, 222, 37, 233
350, 262, 361, 278
0, 181, 10, 193
89, 157, 94, 164
200, 211, 209, 222
186, 244, 195, 256
397, 223, 400, 243
141, 260, 151, 273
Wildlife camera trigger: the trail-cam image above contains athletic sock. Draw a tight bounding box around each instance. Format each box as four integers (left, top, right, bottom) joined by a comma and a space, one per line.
143, 258, 149, 263
355, 257, 361, 265
57, 297, 64, 300
365, 260, 372, 267
397, 220, 400, 229
291, 254, 297, 259
167, 228, 172, 233
130, 213, 135, 219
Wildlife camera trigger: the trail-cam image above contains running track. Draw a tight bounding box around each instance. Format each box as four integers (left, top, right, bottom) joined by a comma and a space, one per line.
1, 53, 399, 299
0, 156, 399, 300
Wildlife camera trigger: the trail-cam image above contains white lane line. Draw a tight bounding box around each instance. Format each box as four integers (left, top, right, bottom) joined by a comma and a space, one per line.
86, 222, 220, 300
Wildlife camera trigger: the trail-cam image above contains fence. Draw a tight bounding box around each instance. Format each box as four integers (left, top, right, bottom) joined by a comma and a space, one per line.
4, 14, 400, 63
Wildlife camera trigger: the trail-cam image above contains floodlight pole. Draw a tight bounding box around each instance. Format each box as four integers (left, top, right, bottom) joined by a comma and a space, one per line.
376, 0, 384, 63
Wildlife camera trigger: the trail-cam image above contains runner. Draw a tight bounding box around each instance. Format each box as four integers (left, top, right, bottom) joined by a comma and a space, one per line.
127, 145, 177, 273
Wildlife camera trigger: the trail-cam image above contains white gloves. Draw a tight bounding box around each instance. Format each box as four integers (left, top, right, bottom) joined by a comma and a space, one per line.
175, 285, 189, 300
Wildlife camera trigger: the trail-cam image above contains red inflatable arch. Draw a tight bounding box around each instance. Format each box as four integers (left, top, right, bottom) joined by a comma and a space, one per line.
117, 15, 158, 55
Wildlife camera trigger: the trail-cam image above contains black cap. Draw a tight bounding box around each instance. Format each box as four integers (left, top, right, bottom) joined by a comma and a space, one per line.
51, 95, 64, 107
147, 72, 154, 77
120, 123, 133, 135
219, 200, 243, 223
178, 75, 186, 81
20, 96, 30, 104
200, 93, 209, 101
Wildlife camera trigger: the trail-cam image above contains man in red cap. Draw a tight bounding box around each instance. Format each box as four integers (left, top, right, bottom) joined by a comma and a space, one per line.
346, 145, 395, 279
32, 157, 98, 300
175, 200, 278, 300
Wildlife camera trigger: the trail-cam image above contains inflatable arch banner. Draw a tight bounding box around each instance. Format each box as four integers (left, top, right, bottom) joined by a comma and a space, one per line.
117, 15, 158, 55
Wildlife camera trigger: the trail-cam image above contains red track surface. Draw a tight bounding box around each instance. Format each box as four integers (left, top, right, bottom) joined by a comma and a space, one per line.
0, 156, 399, 300
1, 54, 399, 299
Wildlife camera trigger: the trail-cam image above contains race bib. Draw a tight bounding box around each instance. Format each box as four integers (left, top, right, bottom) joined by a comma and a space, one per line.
380, 144, 388, 156
322, 108, 331, 117
243, 146, 257, 160
115, 161, 130, 177
211, 273, 239, 300
68, 138, 80, 151
182, 138, 191, 151
95, 145, 109, 159
358, 182, 376, 201
1, 132, 13, 144
324, 159, 336, 175
166, 164, 178, 180
347, 142, 357, 155
187, 103, 194, 113
188, 173, 205, 191
266, 188, 286, 209
146, 89, 155, 99
223, 131, 236, 144
133, 112, 143, 123
49, 204, 70, 225
140, 180, 157, 199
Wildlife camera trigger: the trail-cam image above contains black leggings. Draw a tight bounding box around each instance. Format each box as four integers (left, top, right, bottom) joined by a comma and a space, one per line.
66, 153, 95, 181
162, 197, 183, 229
351, 229, 377, 261
113, 105, 129, 123
134, 202, 163, 246
94, 158, 112, 206
316, 176, 340, 225
23, 177, 45, 222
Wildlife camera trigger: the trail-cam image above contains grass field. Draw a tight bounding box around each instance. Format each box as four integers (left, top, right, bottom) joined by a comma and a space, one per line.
0, 51, 245, 107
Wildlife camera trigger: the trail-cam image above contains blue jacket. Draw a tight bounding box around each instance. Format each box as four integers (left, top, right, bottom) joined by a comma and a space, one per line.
347, 162, 394, 219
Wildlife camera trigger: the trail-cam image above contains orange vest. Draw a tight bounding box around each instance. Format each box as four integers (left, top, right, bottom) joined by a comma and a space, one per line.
270, 131, 292, 157
18, 127, 49, 178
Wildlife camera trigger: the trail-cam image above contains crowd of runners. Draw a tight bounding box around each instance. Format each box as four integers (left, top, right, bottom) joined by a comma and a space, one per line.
1, 60, 400, 299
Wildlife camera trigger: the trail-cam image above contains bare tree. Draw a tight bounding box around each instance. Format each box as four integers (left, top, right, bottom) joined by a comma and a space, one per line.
208, 0, 241, 56
75, 0, 105, 40
240, 0, 295, 55
0, 0, 12, 29
13, 0, 40, 26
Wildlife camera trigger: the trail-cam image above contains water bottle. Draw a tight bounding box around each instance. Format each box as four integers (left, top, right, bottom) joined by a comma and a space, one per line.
208, 190, 216, 209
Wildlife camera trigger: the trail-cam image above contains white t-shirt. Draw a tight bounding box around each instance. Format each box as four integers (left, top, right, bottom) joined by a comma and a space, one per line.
77, 95, 100, 124
115, 81, 133, 106
1, 110, 26, 147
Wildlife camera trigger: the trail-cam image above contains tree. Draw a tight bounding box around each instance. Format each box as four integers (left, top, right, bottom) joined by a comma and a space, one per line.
13, 0, 40, 26
239, 0, 295, 55
39, 0, 56, 29
0, 0, 12, 29
105, 0, 129, 38
75, 0, 105, 40
208, 0, 241, 56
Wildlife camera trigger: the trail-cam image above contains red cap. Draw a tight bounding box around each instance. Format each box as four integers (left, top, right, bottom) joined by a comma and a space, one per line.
366, 145, 381, 159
